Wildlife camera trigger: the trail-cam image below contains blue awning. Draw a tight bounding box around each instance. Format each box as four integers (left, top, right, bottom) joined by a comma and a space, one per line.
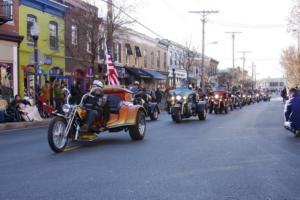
143, 68, 167, 80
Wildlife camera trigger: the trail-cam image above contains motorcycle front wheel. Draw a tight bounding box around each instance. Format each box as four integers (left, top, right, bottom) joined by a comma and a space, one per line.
150, 107, 159, 121
48, 117, 68, 153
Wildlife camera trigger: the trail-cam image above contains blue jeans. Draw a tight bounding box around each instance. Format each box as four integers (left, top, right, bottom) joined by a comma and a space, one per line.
86, 109, 99, 127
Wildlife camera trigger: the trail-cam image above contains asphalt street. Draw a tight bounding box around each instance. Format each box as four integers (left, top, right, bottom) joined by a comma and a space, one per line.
1, 97, 300, 200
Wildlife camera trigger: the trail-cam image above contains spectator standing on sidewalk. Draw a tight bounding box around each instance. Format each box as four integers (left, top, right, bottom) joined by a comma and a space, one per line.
281, 87, 287, 103
155, 87, 163, 104
41, 80, 51, 105
53, 82, 64, 113
284, 87, 300, 137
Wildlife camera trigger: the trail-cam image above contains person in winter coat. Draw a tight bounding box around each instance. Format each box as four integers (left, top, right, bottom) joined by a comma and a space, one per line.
53, 82, 64, 113
155, 88, 163, 104
41, 80, 51, 104
284, 88, 300, 137
281, 87, 287, 103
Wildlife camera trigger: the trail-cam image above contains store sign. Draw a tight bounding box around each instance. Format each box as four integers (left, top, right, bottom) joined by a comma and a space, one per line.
49, 67, 63, 76
44, 56, 52, 65
168, 70, 187, 79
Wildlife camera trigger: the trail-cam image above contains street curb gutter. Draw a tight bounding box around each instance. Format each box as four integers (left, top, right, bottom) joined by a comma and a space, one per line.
0, 119, 51, 133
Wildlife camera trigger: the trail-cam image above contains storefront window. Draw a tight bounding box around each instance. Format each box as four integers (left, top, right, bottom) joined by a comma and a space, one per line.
0, 63, 13, 90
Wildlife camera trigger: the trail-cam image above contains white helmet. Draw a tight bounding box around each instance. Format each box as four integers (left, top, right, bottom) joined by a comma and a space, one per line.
92, 80, 104, 88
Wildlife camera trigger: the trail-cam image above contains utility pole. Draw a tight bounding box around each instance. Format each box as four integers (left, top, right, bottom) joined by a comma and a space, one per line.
107, 0, 113, 55
225, 32, 241, 68
251, 62, 255, 90
189, 10, 219, 91
239, 51, 252, 89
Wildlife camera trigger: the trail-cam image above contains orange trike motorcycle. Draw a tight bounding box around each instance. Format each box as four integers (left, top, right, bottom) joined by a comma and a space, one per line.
48, 87, 147, 153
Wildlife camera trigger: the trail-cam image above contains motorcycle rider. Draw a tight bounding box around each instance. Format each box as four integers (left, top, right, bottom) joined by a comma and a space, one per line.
81, 80, 110, 134
130, 81, 142, 95
284, 87, 300, 136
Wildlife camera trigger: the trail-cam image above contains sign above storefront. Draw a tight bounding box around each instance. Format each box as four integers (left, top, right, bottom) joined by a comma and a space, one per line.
168, 69, 187, 79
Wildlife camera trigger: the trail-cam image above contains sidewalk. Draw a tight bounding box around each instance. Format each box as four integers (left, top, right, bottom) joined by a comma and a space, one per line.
0, 119, 51, 132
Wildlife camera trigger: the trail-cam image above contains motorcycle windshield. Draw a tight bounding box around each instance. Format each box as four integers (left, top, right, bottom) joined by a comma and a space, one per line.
171, 88, 194, 97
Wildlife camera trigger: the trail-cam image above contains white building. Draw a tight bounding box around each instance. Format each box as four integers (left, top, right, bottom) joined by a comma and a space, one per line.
163, 40, 187, 87
257, 78, 287, 91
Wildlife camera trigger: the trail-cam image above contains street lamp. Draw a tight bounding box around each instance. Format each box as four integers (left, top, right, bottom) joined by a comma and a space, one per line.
30, 22, 40, 101
205, 41, 218, 47
172, 68, 176, 88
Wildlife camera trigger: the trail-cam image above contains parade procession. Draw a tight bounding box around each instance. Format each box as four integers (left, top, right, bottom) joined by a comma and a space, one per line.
1, 0, 300, 200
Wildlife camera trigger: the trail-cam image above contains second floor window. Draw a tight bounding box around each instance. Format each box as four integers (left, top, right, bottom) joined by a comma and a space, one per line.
144, 49, 148, 68
71, 25, 78, 45
27, 14, 37, 43
163, 52, 167, 69
150, 51, 154, 68
49, 21, 58, 50
3, 0, 13, 21
157, 50, 160, 68
86, 32, 92, 53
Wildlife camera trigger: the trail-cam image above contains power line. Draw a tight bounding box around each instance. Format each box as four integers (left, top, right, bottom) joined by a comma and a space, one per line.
211, 20, 286, 29
99, 0, 165, 39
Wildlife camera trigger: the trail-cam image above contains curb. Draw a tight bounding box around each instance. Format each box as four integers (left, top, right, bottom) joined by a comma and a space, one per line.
0, 119, 51, 133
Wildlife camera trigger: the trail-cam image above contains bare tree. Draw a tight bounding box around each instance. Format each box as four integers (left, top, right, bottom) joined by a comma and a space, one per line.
288, 0, 300, 31
281, 46, 300, 86
63, 0, 103, 77
106, 0, 138, 55
182, 41, 197, 82
283, 1, 300, 87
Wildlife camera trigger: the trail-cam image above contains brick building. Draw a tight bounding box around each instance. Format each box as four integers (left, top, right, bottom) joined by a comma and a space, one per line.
0, 0, 23, 99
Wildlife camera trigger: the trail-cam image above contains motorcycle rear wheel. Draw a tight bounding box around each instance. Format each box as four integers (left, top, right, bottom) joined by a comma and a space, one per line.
129, 111, 146, 140
48, 117, 68, 153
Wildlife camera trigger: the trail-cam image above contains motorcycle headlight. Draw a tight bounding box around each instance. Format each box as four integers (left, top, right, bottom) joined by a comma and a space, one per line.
183, 96, 187, 100
248, 95, 251, 98
62, 104, 71, 113
256, 94, 259, 97
171, 96, 175, 101
243, 95, 246, 98
215, 95, 219, 99
176, 95, 182, 101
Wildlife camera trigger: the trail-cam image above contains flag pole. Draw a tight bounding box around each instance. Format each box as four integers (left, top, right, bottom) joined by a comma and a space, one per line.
103, 35, 110, 85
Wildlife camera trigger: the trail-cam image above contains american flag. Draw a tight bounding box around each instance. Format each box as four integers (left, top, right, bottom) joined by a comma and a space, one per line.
106, 54, 120, 85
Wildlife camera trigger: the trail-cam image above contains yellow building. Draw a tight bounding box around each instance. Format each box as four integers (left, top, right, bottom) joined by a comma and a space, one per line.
19, 0, 67, 98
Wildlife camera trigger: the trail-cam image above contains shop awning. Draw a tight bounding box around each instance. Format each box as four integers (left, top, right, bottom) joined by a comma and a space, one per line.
125, 67, 152, 79
143, 68, 167, 80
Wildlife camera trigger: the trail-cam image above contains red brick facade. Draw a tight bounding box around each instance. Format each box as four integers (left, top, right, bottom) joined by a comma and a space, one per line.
0, 0, 23, 42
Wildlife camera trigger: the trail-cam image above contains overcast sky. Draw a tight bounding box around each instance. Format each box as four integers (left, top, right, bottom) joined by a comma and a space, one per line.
97, 0, 295, 79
